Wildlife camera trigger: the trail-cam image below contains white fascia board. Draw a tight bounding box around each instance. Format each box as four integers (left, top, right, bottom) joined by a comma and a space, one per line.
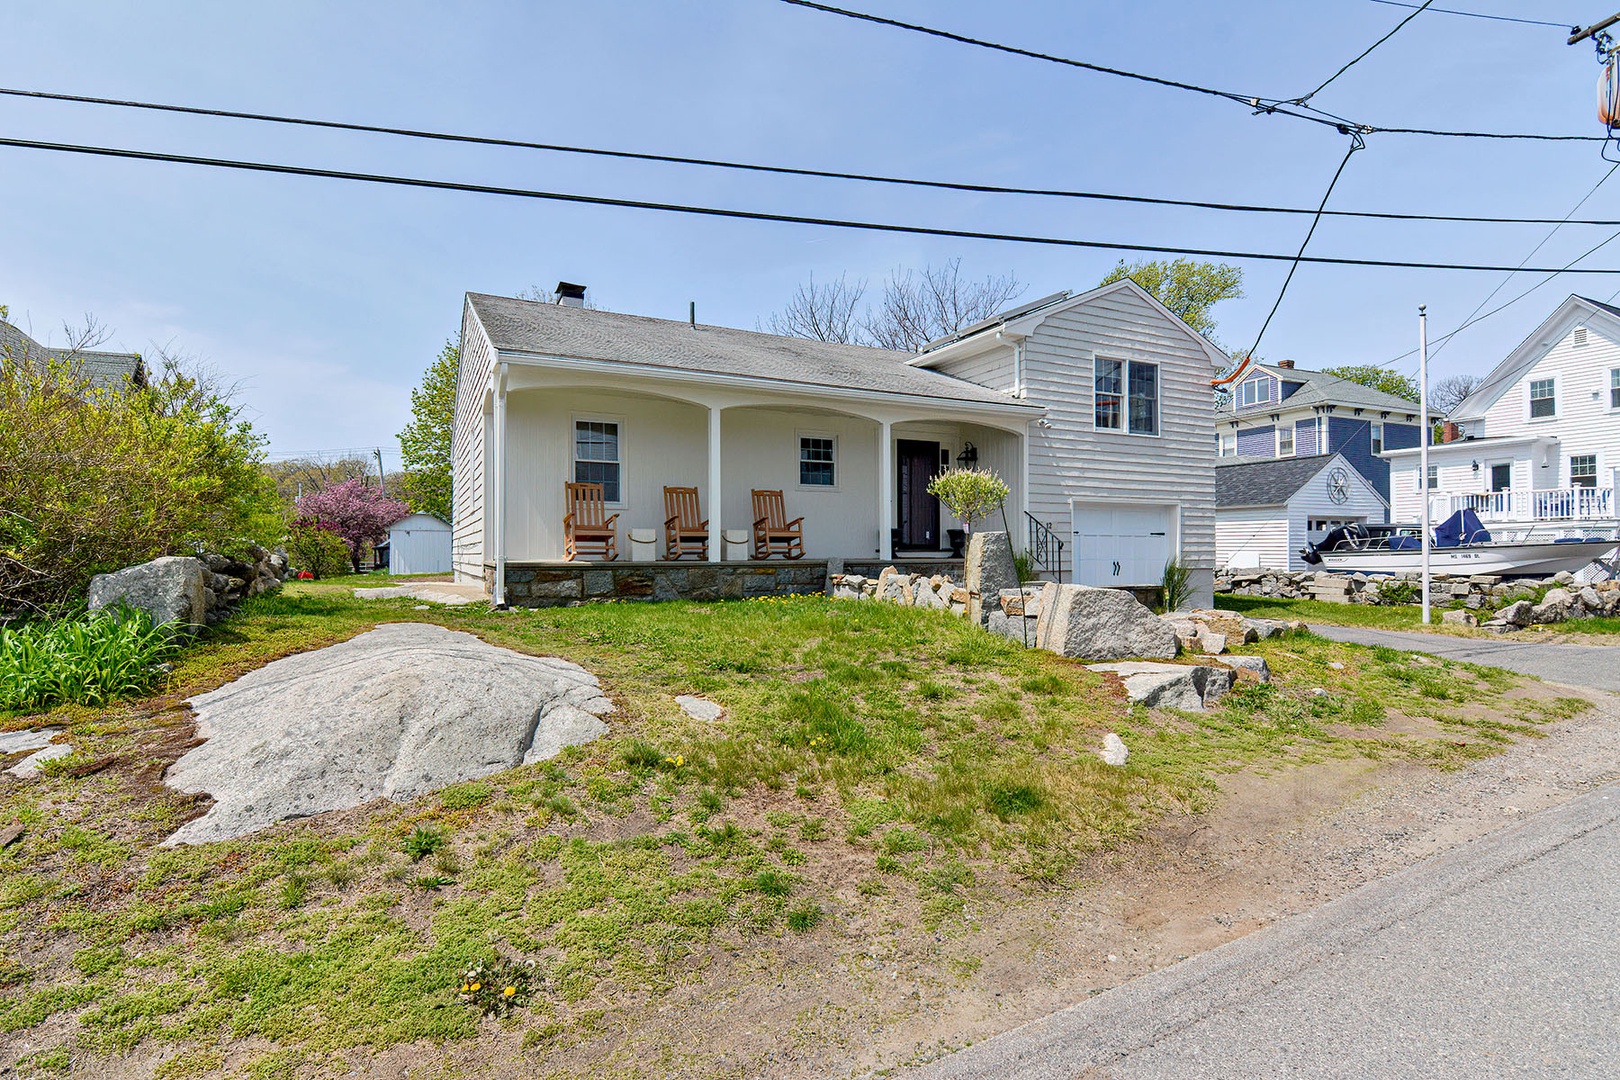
904, 329, 1021, 368
1380, 435, 1555, 459
497, 349, 1043, 418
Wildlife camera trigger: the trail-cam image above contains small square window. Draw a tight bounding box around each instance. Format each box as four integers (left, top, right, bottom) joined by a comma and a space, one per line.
1571, 454, 1598, 488
799, 435, 835, 486
1529, 378, 1556, 418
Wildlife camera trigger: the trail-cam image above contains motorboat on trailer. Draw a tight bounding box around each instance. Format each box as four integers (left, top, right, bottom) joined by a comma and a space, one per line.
1300, 509, 1620, 577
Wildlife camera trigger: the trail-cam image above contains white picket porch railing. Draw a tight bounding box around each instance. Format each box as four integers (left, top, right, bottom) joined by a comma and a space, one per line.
1436, 487, 1616, 522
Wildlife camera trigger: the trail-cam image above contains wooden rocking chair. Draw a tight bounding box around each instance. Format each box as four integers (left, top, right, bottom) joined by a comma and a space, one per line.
663, 486, 709, 560
751, 489, 804, 560
563, 481, 619, 561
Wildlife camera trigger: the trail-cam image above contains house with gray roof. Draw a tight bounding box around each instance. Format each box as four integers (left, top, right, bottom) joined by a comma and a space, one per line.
0, 317, 147, 392
1388, 294, 1620, 527
1216, 452, 1387, 571
454, 278, 1227, 607
1216, 360, 1433, 501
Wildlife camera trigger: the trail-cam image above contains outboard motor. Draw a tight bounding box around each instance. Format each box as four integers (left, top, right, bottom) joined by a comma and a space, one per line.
1300, 522, 1367, 566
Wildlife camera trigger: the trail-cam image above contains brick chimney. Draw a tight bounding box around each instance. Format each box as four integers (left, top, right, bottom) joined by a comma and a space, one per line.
1441, 421, 1460, 443
1276, 359, 1295, 369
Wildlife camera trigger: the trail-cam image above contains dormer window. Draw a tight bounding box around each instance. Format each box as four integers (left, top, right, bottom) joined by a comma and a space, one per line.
1237, 376, 1268, 408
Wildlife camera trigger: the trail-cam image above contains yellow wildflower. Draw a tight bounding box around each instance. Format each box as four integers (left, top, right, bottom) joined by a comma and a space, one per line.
503, 985, 517, 997
469, 982, 481, 992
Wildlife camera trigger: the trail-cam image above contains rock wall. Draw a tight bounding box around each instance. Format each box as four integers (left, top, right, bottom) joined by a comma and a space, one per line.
88, 548, 288, 633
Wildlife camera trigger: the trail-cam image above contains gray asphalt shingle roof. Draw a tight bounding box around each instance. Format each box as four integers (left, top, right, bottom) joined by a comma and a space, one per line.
467, 293, 1035, 410
0, 320, 145, 391
1216, 364, 1426, 417
1216, 453, 1339, 508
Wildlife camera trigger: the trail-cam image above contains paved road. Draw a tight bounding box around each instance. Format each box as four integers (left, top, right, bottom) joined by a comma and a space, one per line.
1306, 623, 1620, 692
910, 784, 1620, 1080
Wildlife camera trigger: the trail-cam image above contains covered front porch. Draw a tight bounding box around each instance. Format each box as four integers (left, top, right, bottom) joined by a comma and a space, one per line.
480, 363, 1031, 604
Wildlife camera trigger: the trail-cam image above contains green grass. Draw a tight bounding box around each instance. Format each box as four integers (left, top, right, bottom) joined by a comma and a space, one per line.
0, 582, 1581, 1076
1218, 594, 1454, 630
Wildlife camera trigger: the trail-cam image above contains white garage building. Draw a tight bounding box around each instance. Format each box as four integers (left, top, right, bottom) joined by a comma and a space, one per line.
386, 513, 452, 575
1216, 453, 1388, 572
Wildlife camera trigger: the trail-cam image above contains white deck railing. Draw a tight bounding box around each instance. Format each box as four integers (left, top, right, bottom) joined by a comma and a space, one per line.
1437, 487, 1616, 522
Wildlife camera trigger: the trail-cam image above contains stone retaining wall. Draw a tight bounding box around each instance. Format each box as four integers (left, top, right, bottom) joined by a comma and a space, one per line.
491, 561, 830, 607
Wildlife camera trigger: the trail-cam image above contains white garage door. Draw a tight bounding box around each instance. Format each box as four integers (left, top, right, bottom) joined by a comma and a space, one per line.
1073, 503, 1174, 587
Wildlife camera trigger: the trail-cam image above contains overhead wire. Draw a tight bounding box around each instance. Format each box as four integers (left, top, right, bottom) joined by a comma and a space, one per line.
4, 85, 1618, 223
776, 0, 1608, 141
1362, 0, 1576, 30
1425, 161, 1620, 361
6, 134, 1620, 275
1294, 1, 1433, 105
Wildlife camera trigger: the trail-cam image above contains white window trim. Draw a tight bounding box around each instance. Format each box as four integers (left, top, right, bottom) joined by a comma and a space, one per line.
1092, 355, 1161, 438
1527, 376, 1557, 422
1570, 453, 1599, 488
1236, 375, 1268, 409
1609, 367, 1620, 412
795, 429, 839, 491
1485, 460, 1514, 493
1369, 420, 1384, 456
571, 414, 626, 507
1277, 425, 1295, 457
1218, 432, 1236, 457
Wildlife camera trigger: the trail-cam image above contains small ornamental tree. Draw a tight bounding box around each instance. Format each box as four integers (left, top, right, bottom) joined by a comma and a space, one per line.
295, 477, 411, 574
926, 467, 1010, 533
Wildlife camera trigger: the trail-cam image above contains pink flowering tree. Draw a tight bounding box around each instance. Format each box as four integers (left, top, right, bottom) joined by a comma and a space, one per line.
295, 477, 411, 574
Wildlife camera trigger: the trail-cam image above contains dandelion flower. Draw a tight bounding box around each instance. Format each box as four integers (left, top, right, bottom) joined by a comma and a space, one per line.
470, 982, 481, 992
503, 985, 517, 997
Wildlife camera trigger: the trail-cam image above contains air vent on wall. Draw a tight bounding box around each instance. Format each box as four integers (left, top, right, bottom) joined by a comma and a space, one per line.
1573, 326, 1588, 347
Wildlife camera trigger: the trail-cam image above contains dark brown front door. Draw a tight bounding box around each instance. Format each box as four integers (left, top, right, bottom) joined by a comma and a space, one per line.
897, 440, 941, 549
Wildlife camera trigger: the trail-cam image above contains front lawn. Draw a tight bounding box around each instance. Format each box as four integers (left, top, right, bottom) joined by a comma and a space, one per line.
0, 585, 1585, 1077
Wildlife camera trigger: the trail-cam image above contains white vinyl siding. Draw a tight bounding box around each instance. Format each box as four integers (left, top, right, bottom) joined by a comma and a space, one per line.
451, 300, 497, 584
927, 347, 1016, 392
1022, 285, 1216, 606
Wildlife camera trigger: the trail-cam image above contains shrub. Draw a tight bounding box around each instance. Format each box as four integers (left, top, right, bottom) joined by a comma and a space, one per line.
926, 467, 1010, 531
402, 826, 445, 861
0, 350, 280, 615
0, 607, 178, 711
1161, 558, 1194, 613
294, 478, 411, 574
286, 522, 351, 580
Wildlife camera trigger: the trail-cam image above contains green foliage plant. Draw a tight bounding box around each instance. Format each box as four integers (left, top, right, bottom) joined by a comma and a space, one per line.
396, 341, 457, 522
0, 606, 177, 711
926, 467, 1010, 533
1322, 364, 1421, 403
285, 523, 351, 580
1161, 558, 1194, 613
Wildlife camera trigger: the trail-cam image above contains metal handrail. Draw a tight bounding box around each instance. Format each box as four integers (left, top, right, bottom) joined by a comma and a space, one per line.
1024, 511, 1066, 582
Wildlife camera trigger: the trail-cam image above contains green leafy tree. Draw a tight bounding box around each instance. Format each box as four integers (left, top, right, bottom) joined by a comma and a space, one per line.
397, 340, 457, 522
1099, 258, 1244, 339
926, 468, 1010, 532
1322, 364, 1420, 403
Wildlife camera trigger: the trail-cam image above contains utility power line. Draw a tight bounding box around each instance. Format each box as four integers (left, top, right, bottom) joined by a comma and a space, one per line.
6, 134, 1620, 275
1363, 1, 1577, 30
1295, 1, 1433, 105
4, 85, 1616, 226
778, 0, 1607, 141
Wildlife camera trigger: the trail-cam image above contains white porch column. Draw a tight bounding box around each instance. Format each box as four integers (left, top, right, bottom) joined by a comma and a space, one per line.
878, 419, 893, 560
708, 404, 723, 562
492, 363, 508, 606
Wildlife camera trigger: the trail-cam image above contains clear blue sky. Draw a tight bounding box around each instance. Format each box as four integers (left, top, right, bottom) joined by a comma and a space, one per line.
0, 1, 1610, 457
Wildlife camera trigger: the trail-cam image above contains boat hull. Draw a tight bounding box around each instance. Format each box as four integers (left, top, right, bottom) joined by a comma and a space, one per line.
1317, 540, 1619, 577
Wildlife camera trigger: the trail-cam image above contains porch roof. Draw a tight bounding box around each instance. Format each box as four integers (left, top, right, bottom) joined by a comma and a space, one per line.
467, 293, 1039, 413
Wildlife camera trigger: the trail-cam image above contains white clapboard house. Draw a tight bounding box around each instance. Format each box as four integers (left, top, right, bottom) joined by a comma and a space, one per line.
452, 279, 1227, 606
1216, 453, 1388, 571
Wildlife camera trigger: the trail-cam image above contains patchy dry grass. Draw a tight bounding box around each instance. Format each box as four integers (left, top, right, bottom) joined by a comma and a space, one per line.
0, 584, 1583, 1077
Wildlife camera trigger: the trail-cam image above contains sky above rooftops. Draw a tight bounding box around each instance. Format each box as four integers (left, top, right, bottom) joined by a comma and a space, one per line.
0, 1, 1612, 455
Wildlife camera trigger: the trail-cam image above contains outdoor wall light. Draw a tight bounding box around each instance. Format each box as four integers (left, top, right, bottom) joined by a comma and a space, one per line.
1472, 460, 1480, 472
956, 442, 979, 467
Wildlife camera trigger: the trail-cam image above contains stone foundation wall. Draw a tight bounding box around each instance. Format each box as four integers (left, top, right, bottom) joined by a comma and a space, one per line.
489, 561, 831, 607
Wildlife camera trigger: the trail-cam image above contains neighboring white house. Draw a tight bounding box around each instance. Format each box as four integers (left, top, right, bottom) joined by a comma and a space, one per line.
452, 279, 1226, 606
385, 513, 452, 575
1388, 294, 1620, 525
1215, 453, 1388, 571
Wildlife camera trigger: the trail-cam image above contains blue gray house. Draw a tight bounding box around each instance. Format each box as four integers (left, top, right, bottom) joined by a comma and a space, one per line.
1214, 360, 1432, 501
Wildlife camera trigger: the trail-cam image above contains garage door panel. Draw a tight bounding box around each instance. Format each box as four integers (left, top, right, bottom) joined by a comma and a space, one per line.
1072, 502, 1175, 587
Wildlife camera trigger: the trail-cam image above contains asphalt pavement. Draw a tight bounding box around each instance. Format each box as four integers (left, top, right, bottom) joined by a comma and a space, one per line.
1306, 623, 1620, 692
908, 783, 1620, 1079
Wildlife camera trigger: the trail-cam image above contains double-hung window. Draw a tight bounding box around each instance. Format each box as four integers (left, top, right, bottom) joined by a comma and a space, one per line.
1422, 464, 1438, 490
1571, 454, 1598, 488
1610, 368, 1620, 410
1277, 424, 1294, 457
573, 420, 621, 503
1095, 357, 1159, 435
799, 435, 835, 486
1369, 421, 1384, 456
1529, 378, 1556, 419
1219, 432, 1236, 457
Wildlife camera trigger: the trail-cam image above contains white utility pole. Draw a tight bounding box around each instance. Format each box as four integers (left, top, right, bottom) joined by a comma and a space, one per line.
1419, 305, 1432, 626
